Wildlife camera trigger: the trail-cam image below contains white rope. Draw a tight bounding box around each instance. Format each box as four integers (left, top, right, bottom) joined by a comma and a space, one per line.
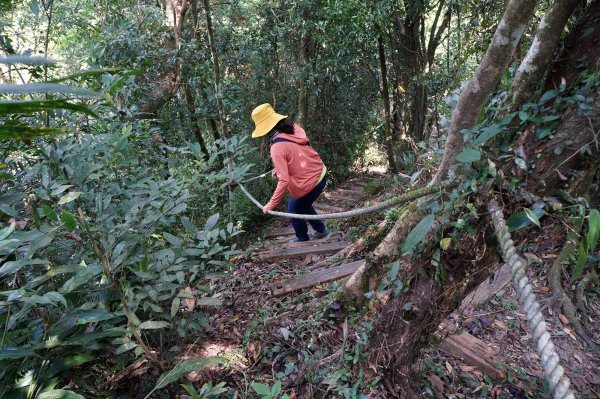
237, 182, 443, 220
489, 199, 575, 399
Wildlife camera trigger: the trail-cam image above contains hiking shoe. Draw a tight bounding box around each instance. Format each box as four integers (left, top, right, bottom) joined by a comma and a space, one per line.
312, 228, 331, 240
289, 237, 309, 243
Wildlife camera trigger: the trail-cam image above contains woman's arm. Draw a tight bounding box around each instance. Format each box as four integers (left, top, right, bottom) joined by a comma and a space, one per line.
263, 148, 289, 212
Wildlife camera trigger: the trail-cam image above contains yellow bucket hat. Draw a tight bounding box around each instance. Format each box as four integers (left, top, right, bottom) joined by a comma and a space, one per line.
251, 103, 287, 138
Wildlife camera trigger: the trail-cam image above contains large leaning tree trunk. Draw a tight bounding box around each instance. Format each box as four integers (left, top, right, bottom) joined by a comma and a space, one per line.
365, 0, 600, 394
339, 0, 538, 305
431, 0, 538, 185
508, 0, 580, 108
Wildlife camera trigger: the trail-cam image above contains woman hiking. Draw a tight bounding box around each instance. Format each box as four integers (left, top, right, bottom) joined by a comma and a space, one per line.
251, 103, 330, 242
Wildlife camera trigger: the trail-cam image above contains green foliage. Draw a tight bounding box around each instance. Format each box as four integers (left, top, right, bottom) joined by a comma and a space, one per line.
251, 380, 289, 399
571, 208, 600, 282
402, 214, 435, 254
154, 357, 226, 390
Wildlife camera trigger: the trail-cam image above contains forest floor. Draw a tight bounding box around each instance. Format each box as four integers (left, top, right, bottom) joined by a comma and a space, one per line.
175, 172, 600, 399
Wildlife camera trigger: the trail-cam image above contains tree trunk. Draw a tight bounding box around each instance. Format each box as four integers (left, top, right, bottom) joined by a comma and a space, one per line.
184, 84, 209, 159
202, 0, 237, 222
297, 24, 310, 126
431, 0, 538, 185
509, 0, 579, 107
366, 0, 600, 392
138, 0, 190, 116
378, 36, 398, 174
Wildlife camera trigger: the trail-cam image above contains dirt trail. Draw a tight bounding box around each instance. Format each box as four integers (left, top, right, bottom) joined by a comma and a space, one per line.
187, 174, 599, 398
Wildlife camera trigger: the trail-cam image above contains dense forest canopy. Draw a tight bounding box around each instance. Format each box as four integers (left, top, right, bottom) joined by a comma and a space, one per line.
1, 0, 599, 397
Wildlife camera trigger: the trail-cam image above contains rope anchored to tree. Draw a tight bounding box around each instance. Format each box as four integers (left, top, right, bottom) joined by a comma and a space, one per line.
236, 180, 445, 220
488, 199, 574, 399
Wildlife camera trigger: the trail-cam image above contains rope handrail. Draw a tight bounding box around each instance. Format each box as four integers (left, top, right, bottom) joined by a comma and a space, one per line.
489, 199, 574, 399
237, 181, 444, 220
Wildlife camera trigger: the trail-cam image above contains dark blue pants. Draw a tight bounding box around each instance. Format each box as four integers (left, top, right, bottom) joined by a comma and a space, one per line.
288, 175, 327, 241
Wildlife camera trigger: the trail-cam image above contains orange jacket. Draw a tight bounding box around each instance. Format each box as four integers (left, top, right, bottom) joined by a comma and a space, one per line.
264, 124, 324, 211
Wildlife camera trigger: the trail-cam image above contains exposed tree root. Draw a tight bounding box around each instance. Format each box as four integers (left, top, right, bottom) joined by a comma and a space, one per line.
576, 269, 599, 332
337, 202, 423, 305
548, 235, 600, 352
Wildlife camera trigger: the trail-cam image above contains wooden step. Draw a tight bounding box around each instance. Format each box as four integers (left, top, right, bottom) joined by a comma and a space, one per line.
259, 240, 349, 261
266, 226, 295, 238
272, 260, 365, 296
323, 192, 355, 202
439, 330, 505, 380
313, 203, 344, 213
276, 235, 340, 249
337, 188, 363, 196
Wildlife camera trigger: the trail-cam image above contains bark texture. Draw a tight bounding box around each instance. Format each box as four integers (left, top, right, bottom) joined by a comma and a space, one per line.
366, 3, 600, 393
509, 0, 579, 107
138, 0, 190, 116
431, 0, 538, 184
378, 36, 398, 174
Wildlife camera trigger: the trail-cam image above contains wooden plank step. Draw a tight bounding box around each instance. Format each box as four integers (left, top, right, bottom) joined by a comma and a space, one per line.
313, 203, 344, 213
460, 263, 512, 311
337, 188, 363, 196
272, 260, 365, 296
323, 192, 355, 202
439, 331, 505, 380
277, 236, 340, 249
266, 226, 295, 238
259, 240, 349, 261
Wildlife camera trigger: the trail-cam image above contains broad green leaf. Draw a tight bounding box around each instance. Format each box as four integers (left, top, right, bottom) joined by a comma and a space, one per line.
163, 232, 182, 247
36, 389, 85, 399
44, 291, 67, 307
402, 214, 435, 254
0, 347, 38, 360
518, 111, 528, 121
0, 124, 64, 140
539, 90, 558, 104
61, 211, 77, 230
271, 380, 282, 397
0, 259, 48, 277
44, 354, 95, 378
0, 100, 96, 117
251, 382, 272, 396
30, 0, 40, 15
455, 149, 480, 163
0, 83, 95, 96
473, 124, 503, 145
524, 208, 541, 228
167, 203, 187, 215
57, 192, 81, 205
0, 203, 17, 217
139, 320, 170, 329
571, 240, 588, 283
51, 185, 73, 196
171, 297, 180, 318
154, 357, 226, 390
506, 208, 545, 232
0, 222, 15, 240
587, 209, 600, 252
388, 261, 400, 280
72, 309, 116, 324
40, 205, 58, 221
204, 213, 219, 231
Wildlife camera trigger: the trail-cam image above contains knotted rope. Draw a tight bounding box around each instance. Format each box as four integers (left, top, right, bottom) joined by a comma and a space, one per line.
489, 199, 574, 399
236, 181, 444, 220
